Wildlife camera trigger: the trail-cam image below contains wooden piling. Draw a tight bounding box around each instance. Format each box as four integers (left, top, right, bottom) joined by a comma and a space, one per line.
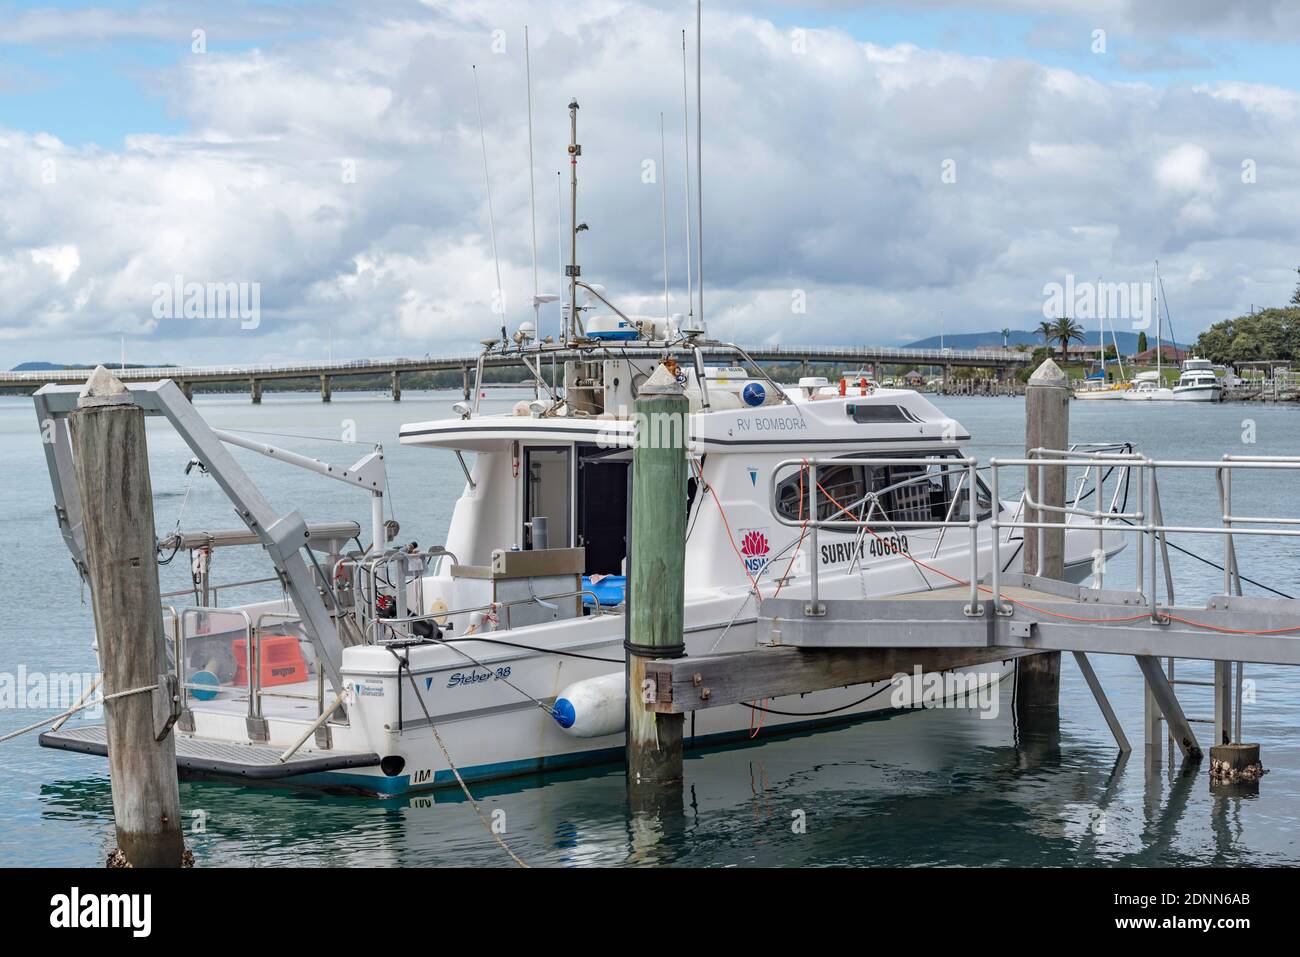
391, 370, 402, 402
626, 361, 688, 804
1017, 358, 1068, 710
69, 367, 185, 867
320, 374, 332, 402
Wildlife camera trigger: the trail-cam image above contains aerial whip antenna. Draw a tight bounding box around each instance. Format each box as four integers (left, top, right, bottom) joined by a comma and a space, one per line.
472, 65, 506, 327
695, 0, 706, 336
567, 98, 581, 340
659, 111, 670, 325
525, 27, 539, 334
557, 170, 564, 342
680, 29, 694, 330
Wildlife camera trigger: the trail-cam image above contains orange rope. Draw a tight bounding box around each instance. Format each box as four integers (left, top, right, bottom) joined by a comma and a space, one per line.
692, 456, 765, 599
772, 460, 808, 599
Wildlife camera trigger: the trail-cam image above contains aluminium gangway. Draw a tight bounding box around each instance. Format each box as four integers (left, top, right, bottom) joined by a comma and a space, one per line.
646, 448, 1300, 761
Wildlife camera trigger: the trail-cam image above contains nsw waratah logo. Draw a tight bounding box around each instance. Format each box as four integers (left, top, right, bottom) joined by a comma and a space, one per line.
740, 528, 770, 575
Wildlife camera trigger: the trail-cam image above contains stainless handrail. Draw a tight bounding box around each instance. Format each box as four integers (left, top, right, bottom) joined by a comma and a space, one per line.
769, 453, 1300, 623
178, 607, 254, 714
365, 587, 608, 644
254, 612, 327, 717
161, 575, 281, 602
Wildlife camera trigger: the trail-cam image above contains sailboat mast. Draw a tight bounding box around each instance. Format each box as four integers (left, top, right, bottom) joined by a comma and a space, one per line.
1155, 260, 1162, 381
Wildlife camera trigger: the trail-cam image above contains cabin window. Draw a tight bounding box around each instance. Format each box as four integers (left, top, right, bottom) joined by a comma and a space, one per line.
774, 454, 993, 527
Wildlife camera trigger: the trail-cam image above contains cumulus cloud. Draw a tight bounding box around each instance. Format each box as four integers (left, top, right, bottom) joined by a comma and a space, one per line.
1, 0, 1298, 364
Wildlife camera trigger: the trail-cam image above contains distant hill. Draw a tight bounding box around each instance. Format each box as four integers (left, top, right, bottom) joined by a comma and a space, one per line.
904, 329, 1187, 353
10, 361, 175, 372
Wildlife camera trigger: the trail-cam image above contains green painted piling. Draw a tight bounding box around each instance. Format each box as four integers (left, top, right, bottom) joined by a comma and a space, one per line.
626, 361, 688, 802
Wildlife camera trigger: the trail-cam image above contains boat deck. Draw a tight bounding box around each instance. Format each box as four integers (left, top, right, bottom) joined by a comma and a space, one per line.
38, 725, 380, 780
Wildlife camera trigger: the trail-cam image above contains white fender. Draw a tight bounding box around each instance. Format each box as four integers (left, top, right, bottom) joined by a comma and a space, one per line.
552, 672, 625, 738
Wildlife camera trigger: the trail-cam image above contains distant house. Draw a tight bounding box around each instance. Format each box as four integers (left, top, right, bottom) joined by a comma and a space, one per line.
1134, 344, 1187, 364
1063, 343, 1105, 358
903, 370, 925, 386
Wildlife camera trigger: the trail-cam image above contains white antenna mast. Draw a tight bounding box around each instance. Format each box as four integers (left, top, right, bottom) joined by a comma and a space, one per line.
659, 111, 670, 324
695, 0, 705, 335
472, 65, 506, 327
525, 27, 539, 333
557, 170, 564, 342
680, 29, 694, 327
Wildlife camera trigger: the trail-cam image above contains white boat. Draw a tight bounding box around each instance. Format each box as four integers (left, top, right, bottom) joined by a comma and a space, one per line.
1172, 357, 1223, 402
1075, 380, 1130, 400
35, 338, 1127, 796
1121, 370, 1174, 401
33, 101, 1127, 797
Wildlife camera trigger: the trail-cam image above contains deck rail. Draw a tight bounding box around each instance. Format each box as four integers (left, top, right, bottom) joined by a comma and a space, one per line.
769, 450, 1300, 620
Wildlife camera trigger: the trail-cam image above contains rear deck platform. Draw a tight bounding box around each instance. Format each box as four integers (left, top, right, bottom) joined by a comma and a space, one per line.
39, 725, 381, 780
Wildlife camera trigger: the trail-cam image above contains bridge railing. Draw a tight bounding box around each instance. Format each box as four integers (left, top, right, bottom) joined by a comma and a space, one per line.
1, 343, 1030, 385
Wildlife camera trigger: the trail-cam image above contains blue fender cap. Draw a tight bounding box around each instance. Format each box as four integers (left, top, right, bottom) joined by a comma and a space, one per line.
742, 382, 766, 406
552, 698, 576, 729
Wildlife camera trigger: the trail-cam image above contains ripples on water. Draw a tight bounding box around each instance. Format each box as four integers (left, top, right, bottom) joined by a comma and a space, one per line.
3, 392, 1298, 866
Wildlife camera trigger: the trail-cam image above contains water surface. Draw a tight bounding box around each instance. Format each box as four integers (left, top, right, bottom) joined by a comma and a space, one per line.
2, 390, 1297, 866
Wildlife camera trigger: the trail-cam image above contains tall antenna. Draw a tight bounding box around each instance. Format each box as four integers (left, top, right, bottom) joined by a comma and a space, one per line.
557, 170, 564, 342
525, 27, 539, 332
659, 111, 670, 324
695, 0, 705, 335
567, 98, 581, 340
680, 29, 694, 327
472, 65, 506, 326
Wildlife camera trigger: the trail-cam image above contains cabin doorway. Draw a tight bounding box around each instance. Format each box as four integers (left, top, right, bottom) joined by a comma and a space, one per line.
576, 444, 629, 575
524, 447, 572, 549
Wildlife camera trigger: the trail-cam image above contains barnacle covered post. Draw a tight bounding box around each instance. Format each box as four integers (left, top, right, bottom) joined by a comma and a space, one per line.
70, 366, 186, 867
1017, 358, 1068, 712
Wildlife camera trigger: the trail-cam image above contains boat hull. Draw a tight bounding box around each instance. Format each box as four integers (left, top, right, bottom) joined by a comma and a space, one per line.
1172, 385, 1222, 402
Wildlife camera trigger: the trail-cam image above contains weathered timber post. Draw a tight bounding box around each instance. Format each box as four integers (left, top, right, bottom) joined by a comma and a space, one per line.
179, 381, 193, 402
249, 378, 262, 404
1018, 358, 1068, 711
626, 361, 687, 807
320, 374, 332, 403
391, 370, 402, 402
69, 367, 185, 867
462, 365, 471, 401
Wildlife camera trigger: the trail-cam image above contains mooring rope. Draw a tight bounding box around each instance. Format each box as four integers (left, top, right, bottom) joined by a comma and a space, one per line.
0, 682, 160, 745
391, 656, 528, 868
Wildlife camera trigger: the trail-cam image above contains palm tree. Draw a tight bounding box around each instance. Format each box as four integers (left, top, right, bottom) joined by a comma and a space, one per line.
1051, 316, 1085, 362
1036, 320, 1055, 349
1000, 327, 1011, 349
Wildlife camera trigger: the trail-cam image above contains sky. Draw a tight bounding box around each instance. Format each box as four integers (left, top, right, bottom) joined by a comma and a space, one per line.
1, 0, 1298, 366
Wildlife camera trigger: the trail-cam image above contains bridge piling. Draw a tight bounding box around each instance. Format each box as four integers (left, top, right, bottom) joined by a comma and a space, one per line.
391, 371, 401, 401
250, 378, 262, 404
320, 374, 332, 403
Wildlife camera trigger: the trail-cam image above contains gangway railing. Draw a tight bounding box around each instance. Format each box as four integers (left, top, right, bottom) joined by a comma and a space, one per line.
770, 450, 1300, 620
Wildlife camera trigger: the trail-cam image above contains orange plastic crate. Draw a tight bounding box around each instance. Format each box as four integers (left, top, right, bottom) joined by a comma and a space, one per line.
231, 634, 308, 688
